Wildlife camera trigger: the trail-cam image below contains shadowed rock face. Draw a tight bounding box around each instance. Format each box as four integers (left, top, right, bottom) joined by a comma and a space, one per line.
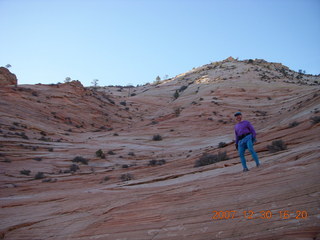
0, 67, 17, 87
0, 58, 320, 240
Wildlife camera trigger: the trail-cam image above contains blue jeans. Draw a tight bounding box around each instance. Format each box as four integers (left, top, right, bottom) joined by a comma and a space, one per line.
238, 134, 260, 169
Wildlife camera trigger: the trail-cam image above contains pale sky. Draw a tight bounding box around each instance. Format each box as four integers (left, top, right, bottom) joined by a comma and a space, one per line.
1, 0, 320, 87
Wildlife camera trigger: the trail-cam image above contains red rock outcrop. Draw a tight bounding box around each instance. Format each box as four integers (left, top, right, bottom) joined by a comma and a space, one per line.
0, 59, 319, 240
0, 67, 17, 87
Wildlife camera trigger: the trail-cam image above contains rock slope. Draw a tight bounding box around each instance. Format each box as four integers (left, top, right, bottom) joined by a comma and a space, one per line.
0, 58, 320, 240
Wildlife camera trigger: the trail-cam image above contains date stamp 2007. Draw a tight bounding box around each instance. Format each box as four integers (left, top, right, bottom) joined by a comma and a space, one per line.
211, 210, 308, 220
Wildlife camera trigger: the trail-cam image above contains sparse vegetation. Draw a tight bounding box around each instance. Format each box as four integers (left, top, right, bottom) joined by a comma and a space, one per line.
34, 172, 45, 180
218, 142, 227, 148
174, 107, 181, 117
154, 76, 161, 85
103, 176, 110, 182
69, 164, 79, 172
72, 156, 89, 165
42, 178, 57, 183
267, 140, 287, 153
174, 90, 179, 99
148, 159, 166, 166
15, 132, 29, 140
20, 169, 31, 176
254, 110, 267, 116
120, 173, 133, 181
91, 79, 99, 89
128, 152, 135, 156
288, 121, 300, 128
39, 136, 52, 142
96, 149, 106, 159
310, 116, 320, 124
107, 150, 115, 155
194, 152, 229, 167
152, 134, 162, 141
179, 85, 188, 92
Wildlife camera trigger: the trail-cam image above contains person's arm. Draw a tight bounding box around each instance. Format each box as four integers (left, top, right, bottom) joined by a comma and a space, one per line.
235, 129, 239, 150
247, 121, 257, 141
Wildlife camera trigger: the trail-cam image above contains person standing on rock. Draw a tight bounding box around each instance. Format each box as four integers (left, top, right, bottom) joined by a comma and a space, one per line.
234, 112, 260, 172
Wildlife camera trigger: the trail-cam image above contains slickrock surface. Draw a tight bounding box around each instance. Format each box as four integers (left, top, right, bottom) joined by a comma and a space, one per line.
0, 67, 17, 87
0, 58, 320, 239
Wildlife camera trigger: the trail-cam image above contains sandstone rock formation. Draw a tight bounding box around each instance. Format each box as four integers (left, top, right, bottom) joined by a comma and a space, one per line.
0, 67, 17, 87
0, 59, 319, 239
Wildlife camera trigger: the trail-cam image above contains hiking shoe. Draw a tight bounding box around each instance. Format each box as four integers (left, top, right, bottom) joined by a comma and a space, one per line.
256, 164, 261, 168
243, 168, 249, 172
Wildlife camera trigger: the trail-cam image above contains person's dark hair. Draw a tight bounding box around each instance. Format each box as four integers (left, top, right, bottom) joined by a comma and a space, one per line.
234, 112, 242, 117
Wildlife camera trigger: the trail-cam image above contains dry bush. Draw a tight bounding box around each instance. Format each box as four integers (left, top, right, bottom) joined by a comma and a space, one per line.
267, 140, 287, 153
194, 152, 229, 167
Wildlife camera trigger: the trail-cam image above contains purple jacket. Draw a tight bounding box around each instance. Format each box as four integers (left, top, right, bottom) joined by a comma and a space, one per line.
234, 120, 256, 144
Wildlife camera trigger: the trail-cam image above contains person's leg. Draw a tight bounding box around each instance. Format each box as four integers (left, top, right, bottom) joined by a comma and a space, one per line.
238, 140, 248, 170
247, 136, 260, 166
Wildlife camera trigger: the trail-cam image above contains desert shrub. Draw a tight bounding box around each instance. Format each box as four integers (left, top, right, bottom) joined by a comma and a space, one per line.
96, 149, 106, 159
42, 178, 57, 183
148, 159, 166, 166
34, 172, 45, 179
103, 176, 110, 182
179, 85, 188, 92
120, 101, 127, 106
33, 157, 42, 161
122, 164, 129, 168
105, 97, 115, 104
20, 169, 31, 176
174, 90, 179, 99
194, 152, 229, 167
174, 107, 181, 116
267, 140, 287, 153
254, 110, 267, 116
288, 121, 300, 128
69, 164, 79, 172
72, 156, 89, 165
16, 132, 29, 139
152, 134, 162, 141
128, 152, 135, 156
39, 136, 51, 142
218, 142, 227, 148
310, 116, 320, 124
107, 150, 115, 155
120, 173, 133, 181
